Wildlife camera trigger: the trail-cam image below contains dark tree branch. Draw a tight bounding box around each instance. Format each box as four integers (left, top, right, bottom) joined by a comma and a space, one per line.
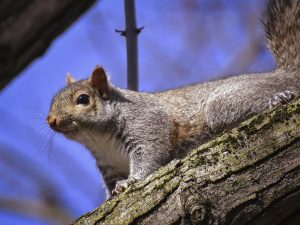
116, 0, 141, 91
124, 0, 139, 91
72, 99, 300, 225
0, 197, 72, 225
0, 0, 97, 90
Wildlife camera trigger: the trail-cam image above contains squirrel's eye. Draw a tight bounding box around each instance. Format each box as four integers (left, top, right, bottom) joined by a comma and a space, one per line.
76, 94, 90, 105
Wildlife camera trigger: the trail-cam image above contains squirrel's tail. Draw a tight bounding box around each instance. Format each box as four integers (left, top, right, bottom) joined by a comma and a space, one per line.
264, 0, 300, 70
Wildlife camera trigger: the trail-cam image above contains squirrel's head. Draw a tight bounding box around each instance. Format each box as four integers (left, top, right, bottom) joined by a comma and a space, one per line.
47, 65, 112, 138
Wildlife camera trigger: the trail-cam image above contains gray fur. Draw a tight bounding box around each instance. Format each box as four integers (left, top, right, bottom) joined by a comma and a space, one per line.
264, 0, 300, 70
48, 0, 300, 196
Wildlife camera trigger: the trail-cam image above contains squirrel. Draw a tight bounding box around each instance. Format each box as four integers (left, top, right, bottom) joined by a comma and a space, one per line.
47, 0, 300, 197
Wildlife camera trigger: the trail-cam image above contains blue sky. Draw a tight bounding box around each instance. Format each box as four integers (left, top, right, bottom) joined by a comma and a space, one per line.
0, 1, 274, 224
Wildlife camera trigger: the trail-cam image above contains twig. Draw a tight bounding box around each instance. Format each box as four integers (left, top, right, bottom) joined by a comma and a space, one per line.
116, 0, 143, 91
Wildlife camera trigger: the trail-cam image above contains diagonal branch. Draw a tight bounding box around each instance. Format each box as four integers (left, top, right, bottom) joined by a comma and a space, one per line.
0, 0, 97, 90
71, 98, 300, 225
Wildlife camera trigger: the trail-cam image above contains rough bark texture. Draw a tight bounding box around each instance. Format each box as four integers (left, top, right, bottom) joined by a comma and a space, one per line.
72, 98, 300, 225
0, 0, 96, 90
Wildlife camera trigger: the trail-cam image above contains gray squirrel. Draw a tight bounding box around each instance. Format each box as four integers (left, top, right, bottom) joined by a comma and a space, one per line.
47, 0, 300, 197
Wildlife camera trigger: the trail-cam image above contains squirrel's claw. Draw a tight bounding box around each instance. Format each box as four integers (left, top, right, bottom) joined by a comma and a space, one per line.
269, 90, 295, 108
112, 177, 137, 196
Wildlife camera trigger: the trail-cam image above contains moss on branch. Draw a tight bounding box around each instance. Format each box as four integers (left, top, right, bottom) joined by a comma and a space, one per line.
72, 99, 300, 225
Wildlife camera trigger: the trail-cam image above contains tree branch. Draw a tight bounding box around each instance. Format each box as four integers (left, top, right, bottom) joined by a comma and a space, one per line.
116, 0, 141, 91
0, 0, 96, 90
0, 197, 72, 225
124, 0, 139, 91
72, 99, 300, 225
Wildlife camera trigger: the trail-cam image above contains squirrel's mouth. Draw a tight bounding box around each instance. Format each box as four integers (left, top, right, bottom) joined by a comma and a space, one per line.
47, 116, 78, 134
50, 125, 77, 134
54, 126, 78, 134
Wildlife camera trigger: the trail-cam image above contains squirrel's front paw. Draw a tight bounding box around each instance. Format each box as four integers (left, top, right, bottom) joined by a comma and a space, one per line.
269, 91, 295, 108
112, 177, 137, 196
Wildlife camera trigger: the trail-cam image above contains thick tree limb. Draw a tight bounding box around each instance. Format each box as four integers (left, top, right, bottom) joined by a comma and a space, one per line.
72, 98, 300, 225
0, 0, 96, 90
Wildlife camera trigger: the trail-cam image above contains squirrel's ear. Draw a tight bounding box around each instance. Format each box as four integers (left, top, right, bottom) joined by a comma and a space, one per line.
89, 65, 109, 98
66, 73, 75, 85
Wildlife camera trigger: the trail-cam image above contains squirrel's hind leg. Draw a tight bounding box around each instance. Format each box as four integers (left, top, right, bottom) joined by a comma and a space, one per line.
269, 91, 295, 108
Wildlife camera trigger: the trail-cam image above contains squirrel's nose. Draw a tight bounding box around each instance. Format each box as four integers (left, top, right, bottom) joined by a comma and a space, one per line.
47, 115, 60, 130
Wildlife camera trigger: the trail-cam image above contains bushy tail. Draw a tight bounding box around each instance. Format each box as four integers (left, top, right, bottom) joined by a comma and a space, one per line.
264, 0, 300, 70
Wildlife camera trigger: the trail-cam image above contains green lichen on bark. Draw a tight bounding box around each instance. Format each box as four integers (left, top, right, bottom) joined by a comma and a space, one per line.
72, 99, 300, 225
182, 99, 300, 183
74, 160, 182, 225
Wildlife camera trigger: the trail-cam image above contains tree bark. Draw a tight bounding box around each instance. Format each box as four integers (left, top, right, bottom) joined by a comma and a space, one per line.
72, 98, 300, 225
0, 0, 96, 90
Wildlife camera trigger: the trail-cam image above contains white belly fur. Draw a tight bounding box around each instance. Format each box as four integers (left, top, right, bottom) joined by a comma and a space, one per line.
74, 130, 130, 175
